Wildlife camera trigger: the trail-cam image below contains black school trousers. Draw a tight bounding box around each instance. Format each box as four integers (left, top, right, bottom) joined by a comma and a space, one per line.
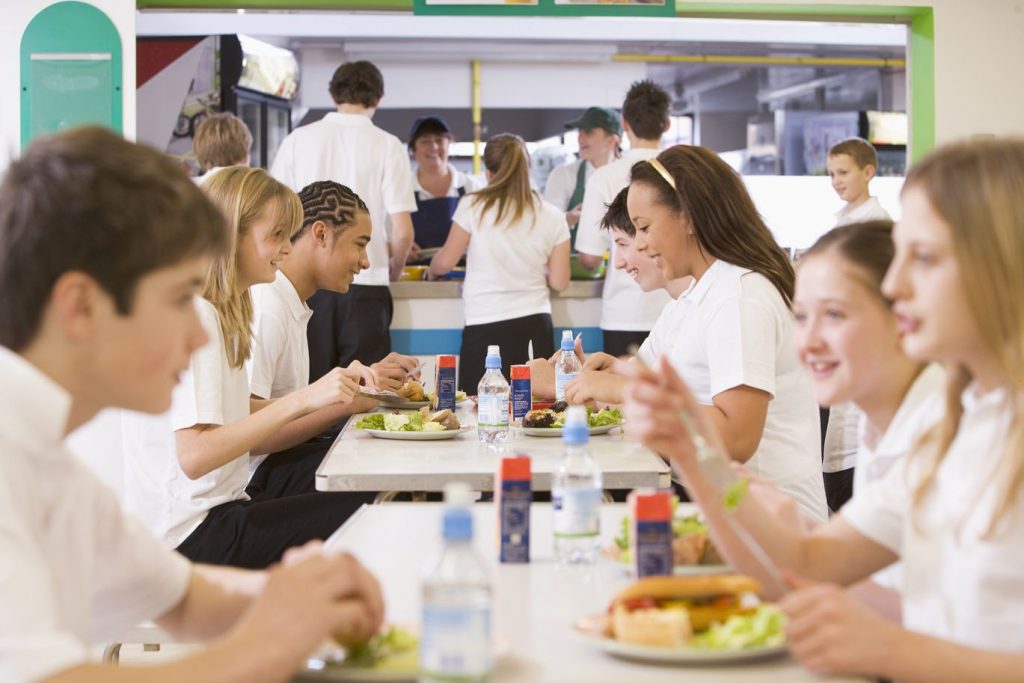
602, 330, 651, 358
307, 284, 393, 383
459, 313, 555, 394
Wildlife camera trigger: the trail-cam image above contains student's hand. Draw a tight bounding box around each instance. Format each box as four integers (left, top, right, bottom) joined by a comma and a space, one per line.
620, 356, 709, 467
566, 205, 582, 227
233, 545, 385, 667
407, 241, 422, 262
343, 361, 379, 391
301, 367, 361, 411
780, 575, 897, 676
389, 257, 405, 283
582, 351, 618, 372
527, 359, 556, 400
564, 370, 624, 406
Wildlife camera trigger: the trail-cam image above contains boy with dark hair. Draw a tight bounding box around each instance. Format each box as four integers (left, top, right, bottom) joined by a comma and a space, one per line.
246, 180, 419, 498
574, 79, 673, 357
0, 127, 382, 683
272, 60, 417, 377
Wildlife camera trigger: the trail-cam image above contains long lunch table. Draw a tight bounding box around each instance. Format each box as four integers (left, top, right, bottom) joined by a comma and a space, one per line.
317, 503, 867, 683
315, 405, 672, 495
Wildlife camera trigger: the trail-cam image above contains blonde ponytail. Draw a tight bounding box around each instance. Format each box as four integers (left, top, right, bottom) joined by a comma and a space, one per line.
470, 133, 538, 227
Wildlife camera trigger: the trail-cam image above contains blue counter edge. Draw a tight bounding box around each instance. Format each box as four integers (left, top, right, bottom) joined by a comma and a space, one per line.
390, 327, 604, 356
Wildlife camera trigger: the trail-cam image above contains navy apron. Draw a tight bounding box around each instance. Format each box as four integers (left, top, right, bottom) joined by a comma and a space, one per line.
567, 161, 588, 250
412, 185, 466, 250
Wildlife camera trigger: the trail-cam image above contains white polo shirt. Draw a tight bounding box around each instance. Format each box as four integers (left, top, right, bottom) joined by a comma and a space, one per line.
668, 260, 828, 522
543, 159, 594, 211
843, 383, 1024, 651
452, 194, 570, 326
413, 163, 483, 199
635, 292, 685, 367
834, 196, 892, 227
122, 297, 252, 547
575, 148, 672, 332
0, 347, 191, 682
271, 112, 418, 286
247, 270, 313, 471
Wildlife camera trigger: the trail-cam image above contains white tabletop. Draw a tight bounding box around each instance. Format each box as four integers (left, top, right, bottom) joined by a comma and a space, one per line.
315, 406, 671, 493
321, 503, 866, 683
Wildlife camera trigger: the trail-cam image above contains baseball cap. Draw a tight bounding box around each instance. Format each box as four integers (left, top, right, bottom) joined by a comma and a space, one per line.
564, 107, 622, 136
409, 115, 451, 148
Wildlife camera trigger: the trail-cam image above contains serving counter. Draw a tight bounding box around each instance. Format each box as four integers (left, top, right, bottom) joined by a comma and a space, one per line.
389, 280, 605, 357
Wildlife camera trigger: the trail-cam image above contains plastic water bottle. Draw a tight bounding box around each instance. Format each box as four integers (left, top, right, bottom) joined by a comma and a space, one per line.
552, 405, 603, 564
420, 500, 493, 683
477, 345, 510, 443
554, 330, 582, 401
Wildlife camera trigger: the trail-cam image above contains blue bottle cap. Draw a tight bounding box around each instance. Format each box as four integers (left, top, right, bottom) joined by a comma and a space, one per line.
485, 354, 501, 370
563, 422, 589, 445
443, 506, 474, 541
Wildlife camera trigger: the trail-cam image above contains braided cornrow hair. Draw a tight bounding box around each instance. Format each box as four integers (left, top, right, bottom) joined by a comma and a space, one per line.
295, 180, 369, 241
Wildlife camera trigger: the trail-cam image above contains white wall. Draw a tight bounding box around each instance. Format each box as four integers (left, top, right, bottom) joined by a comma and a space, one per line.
0, 0, 136, 170
707, 0, 1024, 144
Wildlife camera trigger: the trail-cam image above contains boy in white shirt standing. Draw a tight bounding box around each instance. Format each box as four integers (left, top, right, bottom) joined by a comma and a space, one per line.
272, 61, 417, 377
575, 81, 673, 357
247, 180, 419, 498
0, 127, 382, 683
822, 137, 893, 511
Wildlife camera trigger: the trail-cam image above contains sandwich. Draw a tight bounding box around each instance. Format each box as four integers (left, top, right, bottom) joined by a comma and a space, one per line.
607, 575, 760, 648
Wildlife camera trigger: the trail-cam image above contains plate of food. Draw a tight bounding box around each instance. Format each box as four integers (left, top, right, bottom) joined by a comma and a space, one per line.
573, 575, 787, 664
390, 380, 469, 410
521, 402, 623, 437
355, 408, 469, 440
302, 626, 419, 681
604, 500, 730, 576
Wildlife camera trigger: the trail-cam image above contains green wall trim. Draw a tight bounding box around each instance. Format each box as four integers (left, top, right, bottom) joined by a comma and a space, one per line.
135, 0, 935, 158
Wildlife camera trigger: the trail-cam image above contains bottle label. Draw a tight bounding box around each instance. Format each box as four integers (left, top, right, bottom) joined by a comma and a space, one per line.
420, 604, 492, 679
554, 370, 578, 401
552, 487, 601, 537
477, 395, 509, 428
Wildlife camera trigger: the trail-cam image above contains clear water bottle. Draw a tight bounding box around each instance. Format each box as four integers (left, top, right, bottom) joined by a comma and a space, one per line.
477, 345, 510, 444
552, 405, 603, 564
420, 503, 493, 683
554, 330, 582, 401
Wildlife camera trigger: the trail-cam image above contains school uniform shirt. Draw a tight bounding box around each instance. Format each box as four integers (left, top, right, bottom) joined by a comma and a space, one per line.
635, 292, 685, 367
413, 163, 483, 199
543, 159, 594, 210
192, 165, 229, 186
834, 196, 892, 227
848, 363, 945, 589
247, 270, 313, 471
843, 383, 1024, 652
271, 113, 418, 286
122, 297, 252, 547
0, 347, 191, 682
668, 260, 828, 522
575, 148, 672, 332
452, 194, 570, 326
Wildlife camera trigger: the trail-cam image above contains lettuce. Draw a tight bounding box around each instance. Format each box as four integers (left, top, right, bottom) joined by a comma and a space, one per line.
356, 414, 385, 430
383, 413, 411, 432
723, 478, 749, 511
343, 626, 419, 671
690, 605, 785, 650
588, 407, 622, 427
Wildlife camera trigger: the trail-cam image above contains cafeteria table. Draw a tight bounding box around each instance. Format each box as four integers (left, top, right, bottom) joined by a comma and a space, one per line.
313, 502, 868, 683
315, 405, 672, 495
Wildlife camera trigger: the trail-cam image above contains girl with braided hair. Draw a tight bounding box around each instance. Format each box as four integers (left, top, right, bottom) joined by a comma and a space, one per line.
246, 180, 420, 498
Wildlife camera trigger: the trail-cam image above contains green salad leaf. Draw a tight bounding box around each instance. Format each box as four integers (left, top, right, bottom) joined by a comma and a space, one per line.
723, 478, 750, 511
355, 414, 385, 430
343, 626, 419, 670
588, 407, 622, 427
673, 514, 709, 537
690, 605, 785, 650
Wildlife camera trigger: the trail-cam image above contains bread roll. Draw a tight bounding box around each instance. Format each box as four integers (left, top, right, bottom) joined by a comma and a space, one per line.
611, 604, 692, 648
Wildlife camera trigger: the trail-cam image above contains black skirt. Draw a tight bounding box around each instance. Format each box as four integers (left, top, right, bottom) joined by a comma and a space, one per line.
459, 313, 554, 394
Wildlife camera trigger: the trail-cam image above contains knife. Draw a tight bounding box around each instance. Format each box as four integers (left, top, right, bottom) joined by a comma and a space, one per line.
356, 390, 405, 406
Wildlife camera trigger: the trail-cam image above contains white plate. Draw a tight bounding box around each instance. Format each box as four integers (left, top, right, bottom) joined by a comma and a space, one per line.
521, 423, 622, 437
389, 397, 470, 410
573, 613, 787, 664
362, 426, 472, 441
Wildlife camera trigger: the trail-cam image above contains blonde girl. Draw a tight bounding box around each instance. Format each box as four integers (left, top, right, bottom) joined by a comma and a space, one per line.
124, 166, 368, 569
430, 133, 570, 392
624, 138, 1024, 681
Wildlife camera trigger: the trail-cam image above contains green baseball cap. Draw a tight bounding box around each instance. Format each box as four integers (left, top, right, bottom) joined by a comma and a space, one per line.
564, 107, 622, 136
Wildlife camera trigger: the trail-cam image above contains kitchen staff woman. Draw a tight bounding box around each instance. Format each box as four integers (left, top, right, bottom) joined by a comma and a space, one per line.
408, 116, 483, 254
